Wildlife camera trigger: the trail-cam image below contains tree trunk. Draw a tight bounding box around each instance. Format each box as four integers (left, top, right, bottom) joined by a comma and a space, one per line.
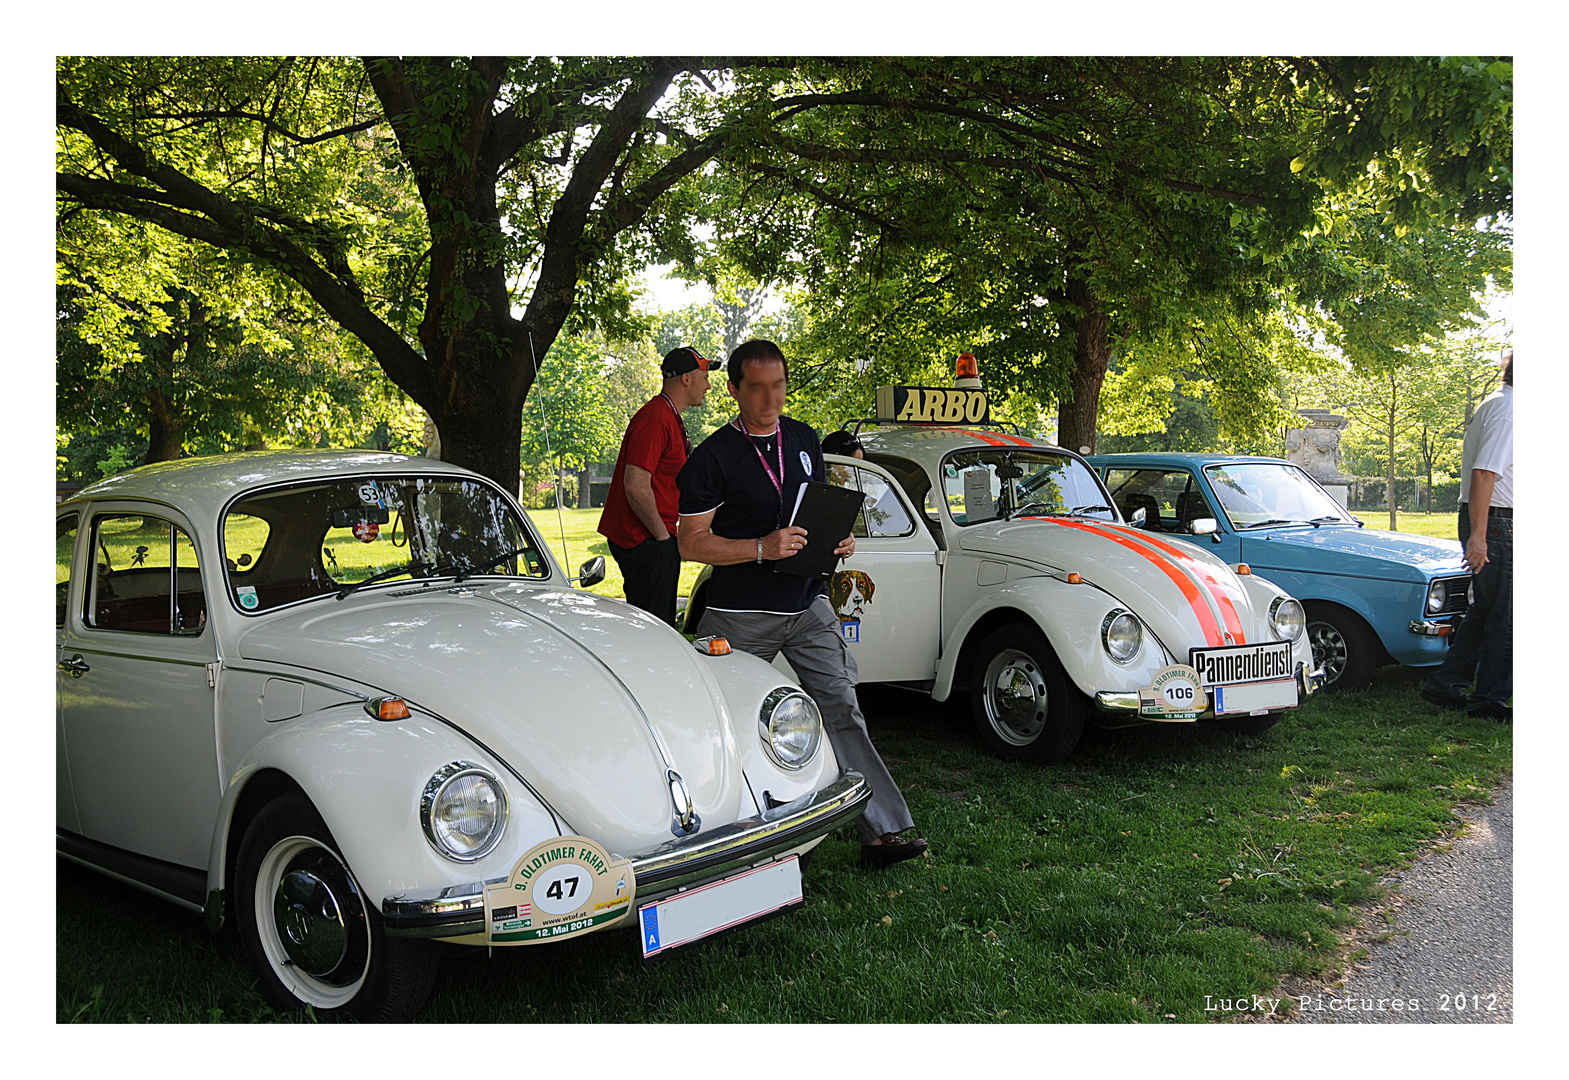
143, 387, 184, 465
1055, 276, 1110, 454
1386, 375, 1397, 531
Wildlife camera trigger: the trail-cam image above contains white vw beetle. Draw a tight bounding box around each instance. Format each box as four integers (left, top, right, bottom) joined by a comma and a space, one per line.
684, 422, 1323, 765
55, 451, 868, 1021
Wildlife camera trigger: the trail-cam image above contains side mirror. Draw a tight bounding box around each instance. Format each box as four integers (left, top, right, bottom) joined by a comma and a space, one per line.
1130, 507, 1147, 528
577, 555, 606, 589
1189, 517, 1218, 536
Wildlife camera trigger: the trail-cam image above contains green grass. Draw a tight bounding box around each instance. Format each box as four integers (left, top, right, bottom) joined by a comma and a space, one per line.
1350, 511, 1459, 540
528, 506, 706, 601
57, 665, 1510, 1023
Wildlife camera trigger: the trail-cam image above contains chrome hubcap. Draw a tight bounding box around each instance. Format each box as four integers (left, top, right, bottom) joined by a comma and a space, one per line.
255, 835, 370, 1005
1308, 621, 1347, 684
273, 858, 349, 977
983, 649, 1048, 746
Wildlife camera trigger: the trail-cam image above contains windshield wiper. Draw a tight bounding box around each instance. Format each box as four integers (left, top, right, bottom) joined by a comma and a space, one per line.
1069, 504, 1113, 515
336, 559, 432, 599
1241, 519, 1302, 530
431, 545, 534, 583
1308, 515, 1347, 526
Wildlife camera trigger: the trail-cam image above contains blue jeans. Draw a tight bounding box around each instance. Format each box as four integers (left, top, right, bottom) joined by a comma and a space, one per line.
1424, 508, 1512, 710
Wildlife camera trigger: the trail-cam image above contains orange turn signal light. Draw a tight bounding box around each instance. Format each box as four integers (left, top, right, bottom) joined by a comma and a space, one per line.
1066, 572, 1082, 585
1235, 563, 1252, 576
365, 697, 411, 720
1437, 624, 1453, 636
693, 635, 732, 656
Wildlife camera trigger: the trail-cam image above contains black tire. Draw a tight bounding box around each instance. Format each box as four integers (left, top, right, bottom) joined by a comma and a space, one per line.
235, 793, 441, 1022
1304, 603, 1377, 691
968, 623, 1087, 764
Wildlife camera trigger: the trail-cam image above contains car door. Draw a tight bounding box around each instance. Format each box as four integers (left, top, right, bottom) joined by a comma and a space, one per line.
59, 504, 220, 870
823, 459, 941, 684
56, 511, 82, 834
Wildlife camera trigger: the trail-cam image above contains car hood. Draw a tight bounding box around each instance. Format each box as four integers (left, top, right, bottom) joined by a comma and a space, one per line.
235, 584, 748, 856
957, 518, 1268, 652
1239, 524, 1465, 582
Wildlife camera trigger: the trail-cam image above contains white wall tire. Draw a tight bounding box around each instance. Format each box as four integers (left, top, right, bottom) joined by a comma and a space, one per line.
235, 793, 440, 1021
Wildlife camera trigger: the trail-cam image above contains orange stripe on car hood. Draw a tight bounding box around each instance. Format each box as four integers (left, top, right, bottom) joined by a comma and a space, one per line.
1114, 528, 1248, 644
1034, 518, 1225, 646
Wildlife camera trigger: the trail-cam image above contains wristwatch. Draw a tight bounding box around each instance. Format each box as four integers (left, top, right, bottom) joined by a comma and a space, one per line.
756, 537, 764, 563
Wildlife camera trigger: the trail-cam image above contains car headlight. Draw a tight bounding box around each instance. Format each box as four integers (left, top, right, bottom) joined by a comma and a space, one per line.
759, 688, 822, 770
1426, 579, 1447, 614
421, 762, 507, 862
1269, 597, 1306, 642
1100, 609, 1142, 664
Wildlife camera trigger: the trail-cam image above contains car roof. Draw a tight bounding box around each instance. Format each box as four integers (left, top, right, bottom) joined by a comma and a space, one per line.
854, 424, 1071, 465
58, 450, 484, 513
1083, 452, 1291, 468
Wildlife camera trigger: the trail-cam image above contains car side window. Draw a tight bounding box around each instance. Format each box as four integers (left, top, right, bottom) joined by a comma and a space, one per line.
1103, 469, 1197, 531
87, 514, 207, 635
827, 466, 915, 539
57, 514, 78, 627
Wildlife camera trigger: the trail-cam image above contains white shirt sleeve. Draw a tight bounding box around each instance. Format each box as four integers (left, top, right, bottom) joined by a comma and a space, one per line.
1470, 402, 1512, 477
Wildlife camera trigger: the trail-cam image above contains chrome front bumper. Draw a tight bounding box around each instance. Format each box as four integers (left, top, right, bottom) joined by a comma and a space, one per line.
381, 770, 871, 939
1092, 661, 1326, 720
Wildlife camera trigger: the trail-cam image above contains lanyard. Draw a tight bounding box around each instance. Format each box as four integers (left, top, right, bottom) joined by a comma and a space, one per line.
733, 417, 785, 525
661, 394, 692, 455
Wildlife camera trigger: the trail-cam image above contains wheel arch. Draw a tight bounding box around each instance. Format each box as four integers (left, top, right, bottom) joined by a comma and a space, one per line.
210, 767, 311, 930
1302, 598, 1391, 665
206, 703, 561, 933
947, 605, 1039, 699
934, 576, 1163, 703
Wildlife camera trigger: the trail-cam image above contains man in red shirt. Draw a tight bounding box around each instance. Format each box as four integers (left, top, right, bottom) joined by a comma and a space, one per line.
597, 346, 720, 626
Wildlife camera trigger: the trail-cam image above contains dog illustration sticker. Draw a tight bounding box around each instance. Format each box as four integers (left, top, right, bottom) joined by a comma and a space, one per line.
830, 570, 875, 644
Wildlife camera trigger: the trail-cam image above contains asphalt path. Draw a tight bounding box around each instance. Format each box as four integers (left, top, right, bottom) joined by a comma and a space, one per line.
1292, 779, 1512, 1024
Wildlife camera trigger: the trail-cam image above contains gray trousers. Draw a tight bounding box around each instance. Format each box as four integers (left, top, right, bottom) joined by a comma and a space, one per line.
698, 596, 914, 844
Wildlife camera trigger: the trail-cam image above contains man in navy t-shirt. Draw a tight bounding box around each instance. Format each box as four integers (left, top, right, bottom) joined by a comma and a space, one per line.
677, 339, 927, 867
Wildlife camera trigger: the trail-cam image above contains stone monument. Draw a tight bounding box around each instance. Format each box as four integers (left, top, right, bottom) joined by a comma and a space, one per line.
1285, 409, 1351, 507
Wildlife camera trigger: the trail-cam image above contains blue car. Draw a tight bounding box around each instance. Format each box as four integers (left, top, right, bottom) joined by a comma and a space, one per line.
1084, 453, 1470, 690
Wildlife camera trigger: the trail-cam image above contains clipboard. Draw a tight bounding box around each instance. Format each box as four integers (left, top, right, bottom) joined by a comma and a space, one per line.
772, 481, 866, 580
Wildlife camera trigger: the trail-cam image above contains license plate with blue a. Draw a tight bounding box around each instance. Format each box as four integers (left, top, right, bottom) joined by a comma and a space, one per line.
638, 857, 803, 959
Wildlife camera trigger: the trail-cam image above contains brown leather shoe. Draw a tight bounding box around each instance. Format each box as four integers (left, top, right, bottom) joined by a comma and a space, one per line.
860, 832, 928, 868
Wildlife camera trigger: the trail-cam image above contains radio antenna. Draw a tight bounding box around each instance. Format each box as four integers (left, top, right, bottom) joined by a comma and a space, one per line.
528, 332, 574, 582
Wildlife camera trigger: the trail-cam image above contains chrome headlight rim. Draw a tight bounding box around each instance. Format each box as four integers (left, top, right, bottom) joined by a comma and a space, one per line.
758, 686, 822, 771
1426, 579, 1447, 614
1269, 596, 1306, 643
1100, 609, 1143, 665
420, 761, 508, 863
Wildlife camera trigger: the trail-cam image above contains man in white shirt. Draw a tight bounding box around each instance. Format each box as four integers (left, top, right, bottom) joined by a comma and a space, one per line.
1422, 351, 1512, 721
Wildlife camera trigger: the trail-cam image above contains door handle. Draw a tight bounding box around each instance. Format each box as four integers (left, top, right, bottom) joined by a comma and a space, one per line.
59, 654, 90, 677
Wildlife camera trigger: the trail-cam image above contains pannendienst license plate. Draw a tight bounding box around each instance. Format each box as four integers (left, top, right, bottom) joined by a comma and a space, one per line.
1189, 641, 1293, 689
638, 857, 803, 959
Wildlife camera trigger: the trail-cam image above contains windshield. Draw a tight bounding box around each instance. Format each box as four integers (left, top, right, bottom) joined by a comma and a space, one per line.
222, 475, 550, 613
938, 449, 1114, 525
1202, 463, 1355, 529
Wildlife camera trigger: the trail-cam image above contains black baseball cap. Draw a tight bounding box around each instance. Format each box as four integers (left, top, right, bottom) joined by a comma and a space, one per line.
661, 346, 720, 377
